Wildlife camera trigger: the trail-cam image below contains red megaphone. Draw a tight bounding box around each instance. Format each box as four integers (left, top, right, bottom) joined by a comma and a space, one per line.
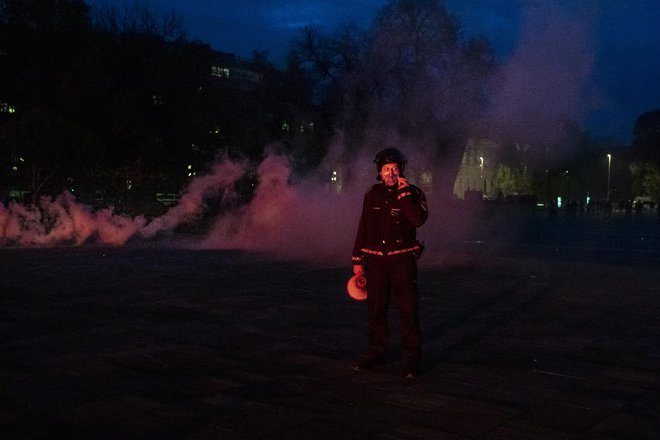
346, 275, 367, 300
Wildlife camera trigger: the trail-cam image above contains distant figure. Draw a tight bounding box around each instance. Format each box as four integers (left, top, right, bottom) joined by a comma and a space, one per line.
351, 147, 428, 379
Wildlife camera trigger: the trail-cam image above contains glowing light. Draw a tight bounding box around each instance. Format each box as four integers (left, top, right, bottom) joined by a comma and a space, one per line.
211, 66, 230, 78
1, 102, 16, 113
557, 196, 562, 208
606, 154, 612, 201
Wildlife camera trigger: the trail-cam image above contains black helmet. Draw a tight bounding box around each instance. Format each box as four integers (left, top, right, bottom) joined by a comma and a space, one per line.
374, 147, 407, 174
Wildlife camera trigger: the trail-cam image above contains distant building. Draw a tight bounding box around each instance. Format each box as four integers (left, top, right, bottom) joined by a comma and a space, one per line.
453, 138, 499, 199
210, 52, 261, 91
0, 101, 17, 124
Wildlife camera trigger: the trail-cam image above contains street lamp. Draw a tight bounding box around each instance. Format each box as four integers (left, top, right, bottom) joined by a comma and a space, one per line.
479, 156, 484, 194
606, 153, 612, 201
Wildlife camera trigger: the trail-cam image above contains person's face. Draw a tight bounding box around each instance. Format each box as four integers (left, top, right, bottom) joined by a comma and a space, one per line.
380, 163, 400, 187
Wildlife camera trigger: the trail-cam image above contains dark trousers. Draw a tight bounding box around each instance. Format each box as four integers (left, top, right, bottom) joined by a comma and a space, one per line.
365, 254, 421, 366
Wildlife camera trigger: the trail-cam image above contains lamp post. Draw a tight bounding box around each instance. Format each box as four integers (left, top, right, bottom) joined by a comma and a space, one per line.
479, 156, 484, 193
606, 153, 612, 201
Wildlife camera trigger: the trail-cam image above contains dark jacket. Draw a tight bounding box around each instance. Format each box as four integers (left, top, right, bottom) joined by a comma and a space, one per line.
352, 182, 428, 264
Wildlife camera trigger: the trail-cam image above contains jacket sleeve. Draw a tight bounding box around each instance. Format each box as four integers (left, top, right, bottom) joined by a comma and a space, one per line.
397, 185, 428, 227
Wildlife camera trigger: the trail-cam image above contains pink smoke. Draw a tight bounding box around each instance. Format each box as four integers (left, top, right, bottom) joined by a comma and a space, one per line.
0, 153, 362, 260
200, 153, 362, 264
0, 158, 246, 247
0, 192, 145, 246
140, 159, 246, 238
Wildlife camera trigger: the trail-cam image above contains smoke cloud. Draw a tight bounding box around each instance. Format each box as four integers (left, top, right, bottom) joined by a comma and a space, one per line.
485, 1, 596, 145
0, 151, 369, 264
200, 151, 370, 263
0, 191, 146, 247
140, 159, 246, 239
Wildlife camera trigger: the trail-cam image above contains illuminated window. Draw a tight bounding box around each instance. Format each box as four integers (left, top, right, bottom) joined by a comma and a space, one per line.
152, 95, 164, 105
11, 157, 23, 172
1, 102, 16, 113
211, 66, 230, 78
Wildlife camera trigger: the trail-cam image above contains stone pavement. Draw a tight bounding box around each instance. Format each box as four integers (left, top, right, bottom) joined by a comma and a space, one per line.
2, 242, 660, 439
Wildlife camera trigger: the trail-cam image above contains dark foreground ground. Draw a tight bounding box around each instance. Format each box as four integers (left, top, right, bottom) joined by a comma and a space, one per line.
2, 215, 660, 439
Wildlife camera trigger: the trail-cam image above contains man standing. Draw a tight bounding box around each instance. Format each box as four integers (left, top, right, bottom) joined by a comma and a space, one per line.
351, 147, 428, 378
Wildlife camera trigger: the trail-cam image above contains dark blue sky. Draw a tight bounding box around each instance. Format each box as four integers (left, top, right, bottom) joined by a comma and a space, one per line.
87, 0, 660, 144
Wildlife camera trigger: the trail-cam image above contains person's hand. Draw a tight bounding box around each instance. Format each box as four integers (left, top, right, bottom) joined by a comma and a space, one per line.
353, 264, 364, 276
397, 177, 410, 190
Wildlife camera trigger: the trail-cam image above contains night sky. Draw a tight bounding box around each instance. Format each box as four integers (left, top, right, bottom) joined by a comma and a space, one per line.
87, 0, 660, 144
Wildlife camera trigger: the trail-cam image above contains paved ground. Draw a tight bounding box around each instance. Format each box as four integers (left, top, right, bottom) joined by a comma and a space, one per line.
2, 216, 660, 439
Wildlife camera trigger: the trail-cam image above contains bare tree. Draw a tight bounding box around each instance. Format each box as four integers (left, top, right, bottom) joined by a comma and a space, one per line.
357, 0, 495, 149
633, 109, 660, 164
290, 0, 496, 194
90, 0, 186, 41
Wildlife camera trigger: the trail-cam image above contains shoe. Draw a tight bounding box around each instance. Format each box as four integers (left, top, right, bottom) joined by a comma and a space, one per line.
352, 356, 385, 372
